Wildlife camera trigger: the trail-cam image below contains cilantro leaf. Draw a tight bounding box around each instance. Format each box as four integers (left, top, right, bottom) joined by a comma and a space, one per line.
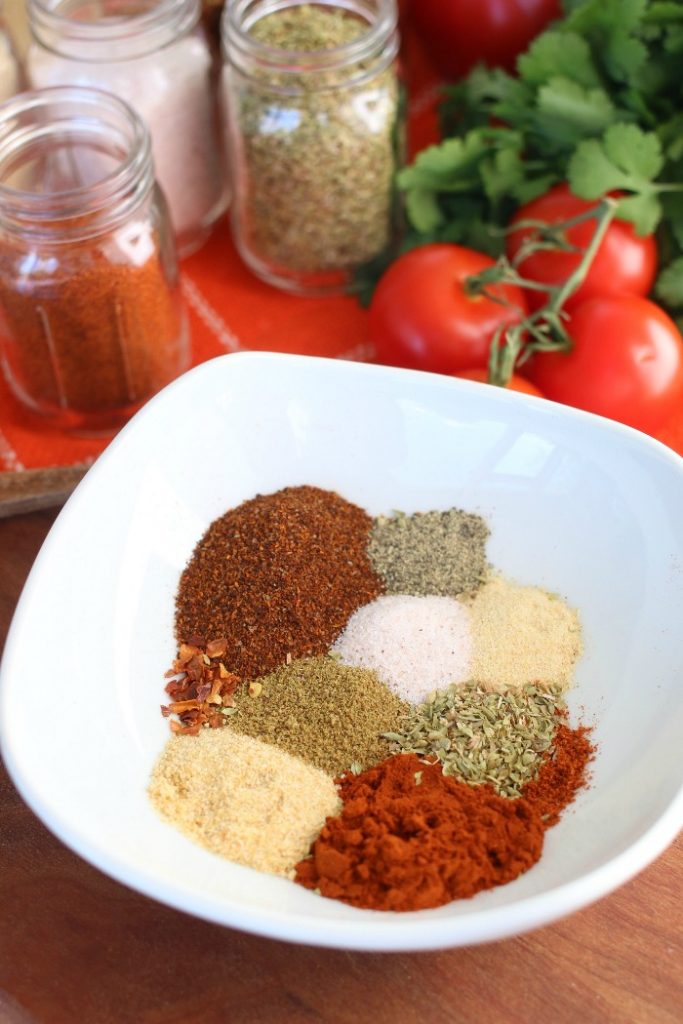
568, 123, 664, 196
604, 31, 649, 82
614, 193, 662, 236
568, 138, 626, 195
517, 31, 601, 89
511, 174, 560, 204
533, 78, 616, 148
655, 257, 683, 307
564, 0, 647, 36
568, 124, 666, 234
602, 122, 664, 180
480, 147, 524, 207
404, 188, 443, 233
644, 3, 683, 25
365, 0, 683, 313
397, 134, 490, 192
440, 68, 533, 138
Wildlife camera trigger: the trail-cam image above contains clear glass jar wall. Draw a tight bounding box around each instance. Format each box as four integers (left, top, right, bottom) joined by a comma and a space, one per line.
26, 0, 229, 257
222, 0, 404, 296
0, 2, 21, 102
0, 86, 189, 434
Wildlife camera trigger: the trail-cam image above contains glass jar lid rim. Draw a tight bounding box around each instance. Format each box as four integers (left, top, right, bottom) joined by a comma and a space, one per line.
223, 0, 398, 69
0, 86, 153, 231
28, 0, 200, 46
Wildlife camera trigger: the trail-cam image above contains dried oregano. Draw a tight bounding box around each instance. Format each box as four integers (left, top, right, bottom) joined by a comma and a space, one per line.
238, 5, 401, 273
383, 683, 566, 798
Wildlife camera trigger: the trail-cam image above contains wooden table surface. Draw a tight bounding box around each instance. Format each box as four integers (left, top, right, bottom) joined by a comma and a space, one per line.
0, 510, 681, 1024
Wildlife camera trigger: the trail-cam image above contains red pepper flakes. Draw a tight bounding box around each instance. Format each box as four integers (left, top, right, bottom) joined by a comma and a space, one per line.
174, 486, 384, 680
162, 637, 241, 734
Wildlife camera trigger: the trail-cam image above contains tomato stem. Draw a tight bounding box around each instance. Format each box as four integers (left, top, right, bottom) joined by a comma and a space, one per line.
468, 197, 620, 386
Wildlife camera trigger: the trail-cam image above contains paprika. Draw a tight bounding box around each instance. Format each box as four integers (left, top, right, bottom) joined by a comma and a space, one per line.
295, 724, 595, 911
295, 753, 545, 911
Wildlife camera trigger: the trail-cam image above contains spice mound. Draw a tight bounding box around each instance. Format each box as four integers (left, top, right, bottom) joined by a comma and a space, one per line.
333, 594, 472, 703
466, 576, 583, 692
152, 484, 595, 913
226, 656, 408, 776
295, 753, 545, 911
368, 508, 490, 597
175, 485, 383, 679
149, 729, 341, 877
385, 683, 566, 797
523, 723, 595, 827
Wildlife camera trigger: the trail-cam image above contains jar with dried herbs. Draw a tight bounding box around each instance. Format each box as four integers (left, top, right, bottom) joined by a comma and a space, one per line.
221, 0, 404, 295
0, 87, 189, 434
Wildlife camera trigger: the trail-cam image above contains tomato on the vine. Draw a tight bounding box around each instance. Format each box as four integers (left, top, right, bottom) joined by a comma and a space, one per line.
507, 184, 657, 312
529, 295, 683, 433
455, 367, 544, 397
410, 0, 561, 80
369, 244, 527, 374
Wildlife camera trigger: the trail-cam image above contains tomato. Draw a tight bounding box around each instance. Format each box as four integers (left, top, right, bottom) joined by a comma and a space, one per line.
410, 0, 561, 80
529, 295, 683, 432
507, 184, 657, 312
455, 366, 544, 397
369, 244, 527, 374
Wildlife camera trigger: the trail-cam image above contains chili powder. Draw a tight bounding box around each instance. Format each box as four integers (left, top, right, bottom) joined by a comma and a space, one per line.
175, 485, 384, 679
523, 723, 595, 827
0, 243, 187, 417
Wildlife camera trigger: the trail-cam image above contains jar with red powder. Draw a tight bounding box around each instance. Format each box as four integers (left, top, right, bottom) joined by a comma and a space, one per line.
0, 86, 189, 434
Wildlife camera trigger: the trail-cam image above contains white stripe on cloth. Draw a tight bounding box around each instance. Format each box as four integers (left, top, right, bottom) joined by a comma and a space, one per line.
181, 276, 243, 354
0, 429, 25, 472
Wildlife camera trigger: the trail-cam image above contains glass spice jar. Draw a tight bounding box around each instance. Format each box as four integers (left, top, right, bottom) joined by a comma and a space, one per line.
221, 0, 404, 296
26, 0, 229, 257
0, 86, 189, 435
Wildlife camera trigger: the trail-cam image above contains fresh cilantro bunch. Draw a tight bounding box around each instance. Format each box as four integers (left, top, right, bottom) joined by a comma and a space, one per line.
395, 0, 683, 312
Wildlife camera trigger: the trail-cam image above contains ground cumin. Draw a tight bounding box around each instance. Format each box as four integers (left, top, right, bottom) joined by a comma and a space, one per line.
227, 655, 409, 775
175, 486, 384, 679
0, 245, 186, 414
295, 753, 545, 911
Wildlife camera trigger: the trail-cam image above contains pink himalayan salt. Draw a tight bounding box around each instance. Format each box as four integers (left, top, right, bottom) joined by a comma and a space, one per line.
332, 594, 472, 704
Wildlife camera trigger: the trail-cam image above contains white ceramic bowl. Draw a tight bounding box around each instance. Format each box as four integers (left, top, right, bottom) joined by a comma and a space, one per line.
1, 352, 682, 951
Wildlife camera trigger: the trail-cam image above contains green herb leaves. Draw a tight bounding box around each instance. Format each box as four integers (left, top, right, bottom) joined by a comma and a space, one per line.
516, 32, 601, 89
394, 0, 683, 302
569, 124, 665, 234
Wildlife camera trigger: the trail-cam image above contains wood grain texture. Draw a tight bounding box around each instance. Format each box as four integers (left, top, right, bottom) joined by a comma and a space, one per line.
0, 511, 681, 1024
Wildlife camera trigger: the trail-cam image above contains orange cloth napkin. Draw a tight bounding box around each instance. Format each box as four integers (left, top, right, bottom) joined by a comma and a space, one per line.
1, 28, 682, 470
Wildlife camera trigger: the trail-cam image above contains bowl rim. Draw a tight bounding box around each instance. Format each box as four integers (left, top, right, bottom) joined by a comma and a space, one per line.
2, 351, 683, 952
